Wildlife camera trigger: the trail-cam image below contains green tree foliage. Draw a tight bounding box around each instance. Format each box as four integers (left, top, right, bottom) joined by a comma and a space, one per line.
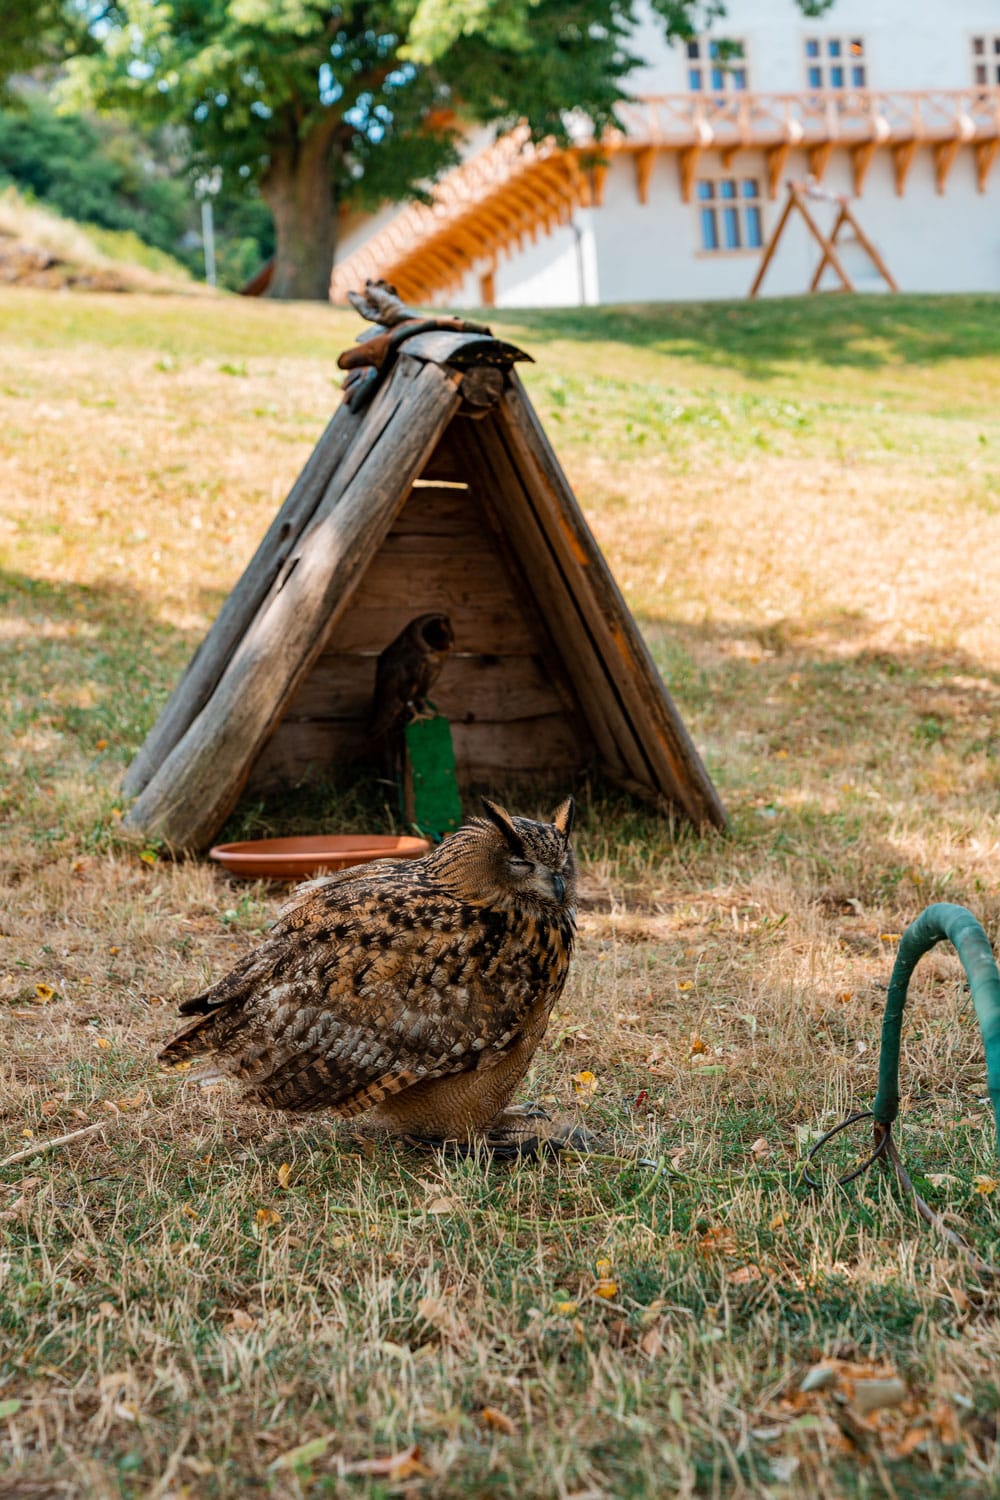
0, 98, 273, 288
0, 0, 101, 98
68, 0, 829, 300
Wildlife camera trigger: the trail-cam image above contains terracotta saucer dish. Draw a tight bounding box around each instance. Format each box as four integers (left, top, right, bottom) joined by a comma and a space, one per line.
209, 834, 431, 881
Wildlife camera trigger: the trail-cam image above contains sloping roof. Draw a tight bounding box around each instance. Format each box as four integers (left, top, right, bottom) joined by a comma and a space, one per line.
123, 329, 726, 851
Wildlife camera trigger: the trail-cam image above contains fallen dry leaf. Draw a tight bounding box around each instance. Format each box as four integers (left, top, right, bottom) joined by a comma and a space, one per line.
480, 1406, 516, 1436
571, 1070, 598, 1099
425, 1195, 459, 1215
689, 1035, 707, 1055
972, 1175, 998, 1195
640, 1326, 663, 1359
593, 1278, 618, 1299
342, 1443, 432, 1480
727, 1263, 763, 1285
749, 1137, 770, 1157
277, 1162, 292, 1190
227, 1309, 257, 1332
697, 1225, 738, 1257
553, 1300, 578, 1317
33, 983, 55, 1004
254, 1207, 281, 1230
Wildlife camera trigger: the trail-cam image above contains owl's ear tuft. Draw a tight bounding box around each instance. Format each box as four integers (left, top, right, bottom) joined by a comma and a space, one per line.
480, 797, 525, 855
551, 796, 575, 841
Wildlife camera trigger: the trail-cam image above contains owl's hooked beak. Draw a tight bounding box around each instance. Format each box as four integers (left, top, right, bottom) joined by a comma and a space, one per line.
550, 873, 566, 903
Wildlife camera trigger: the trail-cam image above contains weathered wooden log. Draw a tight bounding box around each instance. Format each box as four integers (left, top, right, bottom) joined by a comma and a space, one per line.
122, 359, 421, 799
124, 355, 463, 851
447, 415, 632, 783
122, 401, 360, 797
459, 365, 505, 409
494, 377, 727, 831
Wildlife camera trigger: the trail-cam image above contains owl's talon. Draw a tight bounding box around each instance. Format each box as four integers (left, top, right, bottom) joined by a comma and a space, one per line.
496, 1102, 551, 1123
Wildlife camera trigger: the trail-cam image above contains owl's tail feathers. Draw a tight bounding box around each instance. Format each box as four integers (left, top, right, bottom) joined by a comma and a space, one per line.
157, 965, 253, 1063
157, 1011, 218, 1065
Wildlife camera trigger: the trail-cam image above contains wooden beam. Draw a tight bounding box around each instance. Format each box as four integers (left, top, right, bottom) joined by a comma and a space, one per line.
975, 138, 1000, 193
808, 203, 848, 293
122, 399, 365, 796
678, 145, 701, 204
589, 162, 608, 206
492, 382, 728, 830
765, 143, 790, 201
840, 202, 899, 291
720, 146, 738, 170
806, 141, 833, 182
933, 138, 960, 194
748, 188, 795, 297
850, 140, 876, 196
634, 146, 655, 205
892, 140, 917, 196
792, 188, 855, 291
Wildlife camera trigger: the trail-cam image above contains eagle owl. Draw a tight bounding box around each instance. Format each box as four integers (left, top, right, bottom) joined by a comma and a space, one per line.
159, 797, 576, 1142
368, 612, 455, 741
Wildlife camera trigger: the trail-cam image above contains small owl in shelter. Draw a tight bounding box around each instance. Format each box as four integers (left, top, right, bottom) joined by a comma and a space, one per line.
368, 612, 454, 741
159, 797, 579, 1150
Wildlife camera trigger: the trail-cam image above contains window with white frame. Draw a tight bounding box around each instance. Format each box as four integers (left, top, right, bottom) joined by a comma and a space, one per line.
804, 36, 866, 89
971, 35, 1000, 87
685, 37, 749, 94
697, 178, 763, 253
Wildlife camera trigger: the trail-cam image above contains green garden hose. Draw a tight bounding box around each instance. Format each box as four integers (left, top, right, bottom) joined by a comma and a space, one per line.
872, 902, 1000, 1150
807, 903, 1000, 1275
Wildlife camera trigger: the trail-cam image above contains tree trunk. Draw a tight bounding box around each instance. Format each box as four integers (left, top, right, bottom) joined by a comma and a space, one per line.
262, 127, 337, 301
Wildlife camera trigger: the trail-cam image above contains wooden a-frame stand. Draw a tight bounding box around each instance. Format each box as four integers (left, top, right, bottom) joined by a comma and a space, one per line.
749, 179, 899, 298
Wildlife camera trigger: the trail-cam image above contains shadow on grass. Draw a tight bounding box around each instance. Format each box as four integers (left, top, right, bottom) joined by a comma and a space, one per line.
0, 568, 202, 761
492, 293, 1000, 378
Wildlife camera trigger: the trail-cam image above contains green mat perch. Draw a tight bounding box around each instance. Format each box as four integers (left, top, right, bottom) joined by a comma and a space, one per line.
402, 712, 463, 842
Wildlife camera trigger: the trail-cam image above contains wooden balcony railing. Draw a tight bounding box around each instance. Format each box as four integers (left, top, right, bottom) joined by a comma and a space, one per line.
330, 88, 1000, 306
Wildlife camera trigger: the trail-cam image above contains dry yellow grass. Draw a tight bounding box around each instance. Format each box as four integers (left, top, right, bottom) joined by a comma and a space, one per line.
2, 287, 1000, 1498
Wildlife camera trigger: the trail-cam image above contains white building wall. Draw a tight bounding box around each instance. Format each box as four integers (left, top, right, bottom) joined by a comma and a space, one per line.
490, 0, 1000, 305
629, 0, 1000, 94
334, 0, 1000, 306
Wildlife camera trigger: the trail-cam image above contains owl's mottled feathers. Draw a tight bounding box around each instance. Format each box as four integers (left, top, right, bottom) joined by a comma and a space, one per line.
368, 612, 454, 740
160, 798, 576, 1139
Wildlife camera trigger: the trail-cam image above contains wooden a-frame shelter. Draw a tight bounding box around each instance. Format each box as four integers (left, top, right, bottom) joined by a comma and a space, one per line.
749, 179, 899, 298
123, 326, 726, 852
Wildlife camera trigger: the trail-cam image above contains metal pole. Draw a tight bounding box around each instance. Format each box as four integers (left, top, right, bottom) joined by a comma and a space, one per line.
201, 198, 216, 287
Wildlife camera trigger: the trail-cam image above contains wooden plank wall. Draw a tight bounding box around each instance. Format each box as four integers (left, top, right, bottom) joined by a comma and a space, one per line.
246, 442, 588, 794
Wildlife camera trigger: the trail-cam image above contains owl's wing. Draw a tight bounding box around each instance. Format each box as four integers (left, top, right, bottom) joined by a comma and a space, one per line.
162, 874, 515, 1115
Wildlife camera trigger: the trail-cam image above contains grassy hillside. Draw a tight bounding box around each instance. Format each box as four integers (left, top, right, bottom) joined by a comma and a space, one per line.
0, 186, 200, 292
1, 288, 999, 1498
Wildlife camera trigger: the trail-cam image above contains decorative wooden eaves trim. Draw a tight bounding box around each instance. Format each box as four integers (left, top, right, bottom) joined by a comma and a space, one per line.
934, 138, 961, 193
892, 140, 917, 196
806, 140, 833, 182
976, 137, 1000, 192
678, 144, 701, 204
850, 139, 876, 195
330, 87, 1000, 304
634, 146, 655, 204
765, 142, 790, 200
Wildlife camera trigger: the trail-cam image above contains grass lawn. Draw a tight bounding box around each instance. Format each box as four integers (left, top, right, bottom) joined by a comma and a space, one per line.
2, 286, 1000, 1498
